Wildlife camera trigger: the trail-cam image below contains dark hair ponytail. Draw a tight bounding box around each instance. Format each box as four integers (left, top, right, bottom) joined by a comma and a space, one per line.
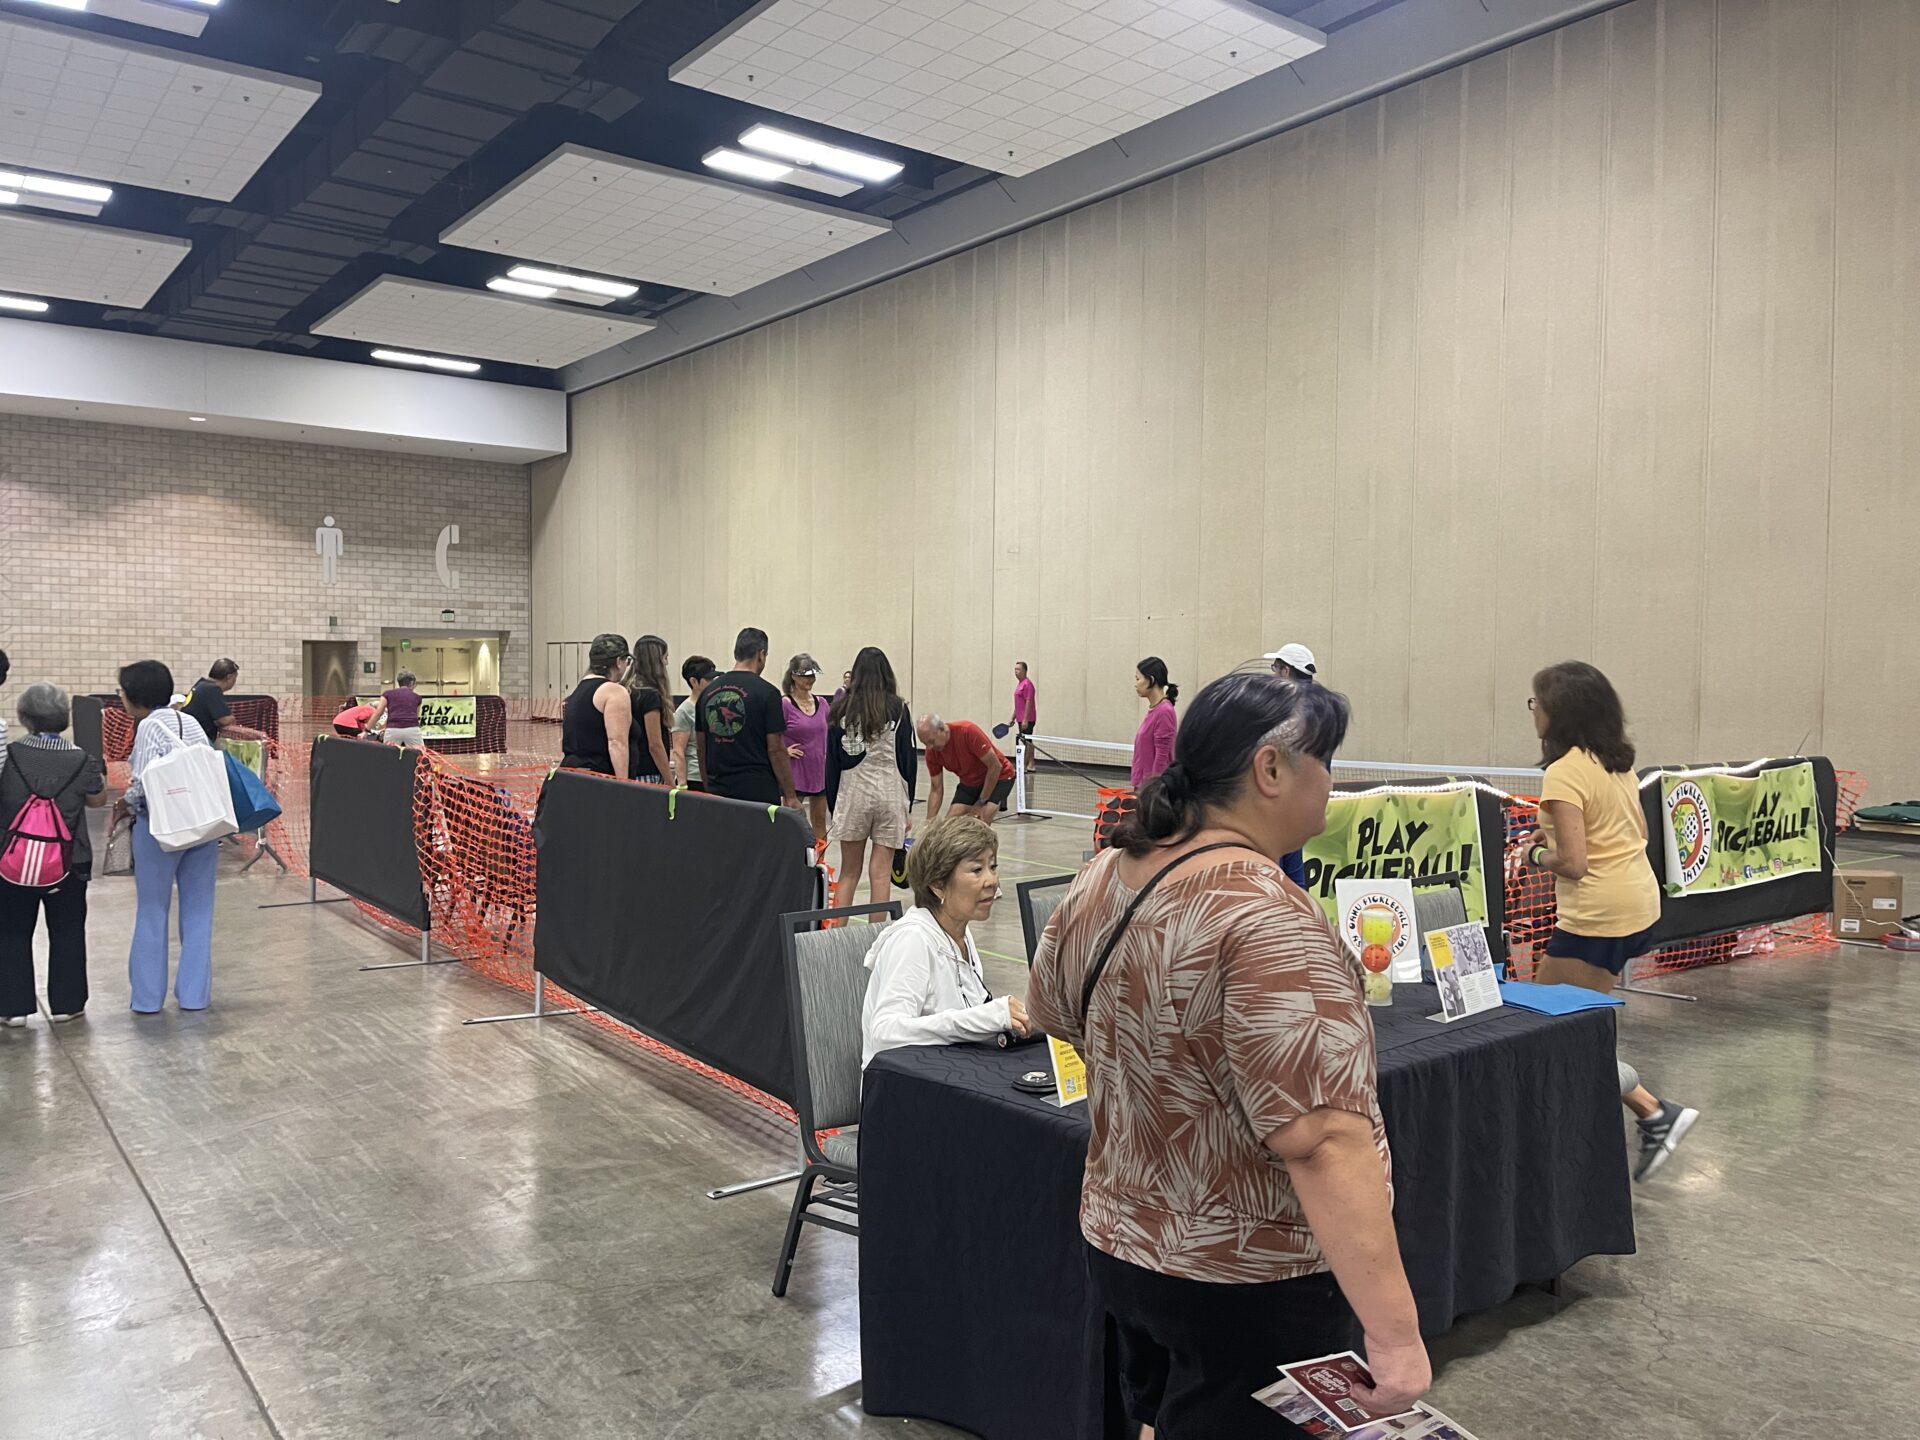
1114, 673, 1350, 857
1137, 656, 1177, 703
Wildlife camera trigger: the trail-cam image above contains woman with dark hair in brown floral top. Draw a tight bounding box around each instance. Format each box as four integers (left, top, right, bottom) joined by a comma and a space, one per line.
1030, 672, 1428, 1438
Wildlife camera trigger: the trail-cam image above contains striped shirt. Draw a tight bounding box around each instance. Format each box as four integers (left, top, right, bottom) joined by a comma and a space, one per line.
126, 709, 210, 815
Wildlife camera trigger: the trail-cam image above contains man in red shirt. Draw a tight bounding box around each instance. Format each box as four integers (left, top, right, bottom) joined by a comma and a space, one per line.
916, 714, 1015, 823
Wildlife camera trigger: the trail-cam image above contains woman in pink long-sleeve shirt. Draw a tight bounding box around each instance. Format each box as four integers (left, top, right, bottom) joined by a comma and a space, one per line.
1130, 656, 1180, 787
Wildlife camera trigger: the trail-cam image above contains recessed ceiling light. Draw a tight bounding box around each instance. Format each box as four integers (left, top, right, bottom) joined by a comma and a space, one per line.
702, 147, 793, 184
505, 265, 639, 300
371, 348, 482, 375
188, 415, 207, 422
739, 125, 901, 184
0, 192, 17, 206
0, 294, 52, 314
16, 0, 90, 11
487, 277, 556, 299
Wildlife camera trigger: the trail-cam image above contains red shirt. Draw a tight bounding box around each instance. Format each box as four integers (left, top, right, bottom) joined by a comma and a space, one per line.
927, 720, 1013, 791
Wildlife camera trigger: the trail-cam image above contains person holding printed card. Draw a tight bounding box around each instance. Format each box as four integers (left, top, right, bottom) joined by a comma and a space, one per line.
1030, 673, 1429, 1437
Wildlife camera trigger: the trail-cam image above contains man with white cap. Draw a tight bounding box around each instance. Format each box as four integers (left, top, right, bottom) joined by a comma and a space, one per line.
1266, 642, 1317, 890
1266, 642, 1317, 684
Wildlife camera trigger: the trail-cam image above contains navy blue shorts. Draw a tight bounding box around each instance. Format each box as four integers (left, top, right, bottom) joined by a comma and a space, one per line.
1544, 925, 1658, 976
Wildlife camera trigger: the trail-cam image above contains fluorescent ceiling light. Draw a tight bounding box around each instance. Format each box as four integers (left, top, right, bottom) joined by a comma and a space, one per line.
739, 125, 901, 184
188, 415, 207, 422
371, 348, 482, 375
486, 277, 556, 299
0, 170, 114, 205
0, 192, 17, 206
702, 147, 792, 183
505, 265, 638, 300
0, 294, 52, 314
15, 0, 90, 10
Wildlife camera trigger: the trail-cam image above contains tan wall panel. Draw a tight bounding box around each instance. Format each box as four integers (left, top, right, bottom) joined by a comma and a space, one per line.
530, 0, 1920, 798
1494, 20, 1609, 764
1593, 0, 1718, 762
1702, 0, 1837, 758
1826, 0, 1920, 793
1259, 123, 1344, 691
1410, 56, 1511, 764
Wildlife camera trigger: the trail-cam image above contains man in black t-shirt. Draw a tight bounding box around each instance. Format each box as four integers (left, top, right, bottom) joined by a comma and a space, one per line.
180, 658, 262, 743
696, 627, 797, 807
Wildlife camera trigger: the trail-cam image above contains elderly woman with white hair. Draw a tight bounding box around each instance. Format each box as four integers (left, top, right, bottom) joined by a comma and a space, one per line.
0, 682, 109, 1026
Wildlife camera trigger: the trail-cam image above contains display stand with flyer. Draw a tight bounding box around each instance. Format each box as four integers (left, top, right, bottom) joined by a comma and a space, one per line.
1254, 1352, 1481, 1438
1335, 878, 1420, 1006
1046, 1036, 1088, 1107
1423, 921, 1502, 1023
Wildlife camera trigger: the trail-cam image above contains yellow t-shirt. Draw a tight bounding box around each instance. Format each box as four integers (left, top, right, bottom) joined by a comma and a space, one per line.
1540, 748, 1661, 938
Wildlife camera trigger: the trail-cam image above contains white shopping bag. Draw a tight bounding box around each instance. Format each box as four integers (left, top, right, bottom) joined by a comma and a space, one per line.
144, 735, 237, 852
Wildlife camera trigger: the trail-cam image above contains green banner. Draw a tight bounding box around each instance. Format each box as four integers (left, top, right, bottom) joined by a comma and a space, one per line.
418, 695, 477, 740
1659, 762, 1819, 896
1300, 786, 1488, 927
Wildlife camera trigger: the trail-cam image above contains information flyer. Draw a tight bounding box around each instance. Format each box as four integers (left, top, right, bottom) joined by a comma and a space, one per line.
1425, 921, 1502, 1022
1255, 1352, 1482, 1438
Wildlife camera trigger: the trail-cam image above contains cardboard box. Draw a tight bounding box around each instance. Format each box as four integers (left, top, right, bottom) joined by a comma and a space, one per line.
1833, 871, 1905, 940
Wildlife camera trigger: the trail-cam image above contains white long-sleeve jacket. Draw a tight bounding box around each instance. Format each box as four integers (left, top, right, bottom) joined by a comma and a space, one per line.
861, 905, 1012, 1068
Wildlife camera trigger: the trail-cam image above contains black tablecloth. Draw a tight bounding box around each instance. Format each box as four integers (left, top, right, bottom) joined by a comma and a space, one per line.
858, 986, 1635, 1440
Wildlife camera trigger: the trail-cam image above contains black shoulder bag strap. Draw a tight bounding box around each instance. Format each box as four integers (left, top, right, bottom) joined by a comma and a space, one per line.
1077, 841, 1256, 1028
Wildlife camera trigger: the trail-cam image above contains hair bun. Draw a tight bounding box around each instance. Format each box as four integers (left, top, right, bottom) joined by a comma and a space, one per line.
1159, 761, 1192, 801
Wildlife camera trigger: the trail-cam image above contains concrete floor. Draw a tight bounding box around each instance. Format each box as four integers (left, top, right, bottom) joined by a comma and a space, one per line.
3, 803, 1919, 1439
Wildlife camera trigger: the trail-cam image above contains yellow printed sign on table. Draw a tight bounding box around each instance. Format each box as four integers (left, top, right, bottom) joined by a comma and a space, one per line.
1048, 1036, 1089, 1108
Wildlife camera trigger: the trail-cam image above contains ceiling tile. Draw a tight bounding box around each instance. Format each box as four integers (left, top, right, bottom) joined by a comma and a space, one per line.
670, 0, 1324, 176
312, 277, 654, 370
0, 210, 190, 305
0, 11, 321, 202
440, 145, 891, 297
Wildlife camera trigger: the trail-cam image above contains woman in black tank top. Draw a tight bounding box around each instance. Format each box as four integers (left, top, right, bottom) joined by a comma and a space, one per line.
559, 634, 631, 775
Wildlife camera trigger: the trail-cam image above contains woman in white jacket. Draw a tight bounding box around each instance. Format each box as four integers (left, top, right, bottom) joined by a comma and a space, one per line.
861, 816, 1035, 1067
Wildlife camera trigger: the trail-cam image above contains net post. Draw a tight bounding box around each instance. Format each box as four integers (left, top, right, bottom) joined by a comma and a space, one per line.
461, 970, 601, 1025
1617, 953, 1699, 1003
357, 927, 460, 972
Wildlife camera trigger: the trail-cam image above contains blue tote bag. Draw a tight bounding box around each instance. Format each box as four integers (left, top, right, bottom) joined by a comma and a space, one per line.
224, 750, 283, 832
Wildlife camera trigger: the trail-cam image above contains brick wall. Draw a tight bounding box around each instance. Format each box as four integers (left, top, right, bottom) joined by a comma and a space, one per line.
0, 415, 531, 700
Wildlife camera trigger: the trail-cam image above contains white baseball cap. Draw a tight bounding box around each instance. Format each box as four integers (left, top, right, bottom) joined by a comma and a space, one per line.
1263, 643, 1317, 675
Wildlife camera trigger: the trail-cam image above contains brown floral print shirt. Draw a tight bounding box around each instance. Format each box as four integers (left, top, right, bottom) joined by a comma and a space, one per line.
1029, 849, 1390, 1285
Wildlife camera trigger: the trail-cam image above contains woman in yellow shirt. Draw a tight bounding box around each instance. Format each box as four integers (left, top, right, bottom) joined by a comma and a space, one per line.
1526, 662, 1699, 1182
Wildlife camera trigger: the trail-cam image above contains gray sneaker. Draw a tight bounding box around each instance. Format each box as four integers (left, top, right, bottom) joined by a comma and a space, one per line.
1635, 1100, 1700, 1182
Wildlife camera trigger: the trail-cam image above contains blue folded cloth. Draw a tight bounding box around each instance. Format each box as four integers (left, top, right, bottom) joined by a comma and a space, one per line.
1497, 980, 1626, 1015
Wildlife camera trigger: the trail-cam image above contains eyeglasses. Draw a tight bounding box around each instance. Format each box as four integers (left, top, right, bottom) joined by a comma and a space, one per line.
1527, 697, 1538, 712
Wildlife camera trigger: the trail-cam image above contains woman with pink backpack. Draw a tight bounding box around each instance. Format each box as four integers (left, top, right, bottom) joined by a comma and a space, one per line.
0, 683, 109, 1026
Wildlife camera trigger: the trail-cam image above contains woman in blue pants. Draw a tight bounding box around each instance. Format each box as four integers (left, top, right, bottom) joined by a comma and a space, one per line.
113, 660, 219, 1014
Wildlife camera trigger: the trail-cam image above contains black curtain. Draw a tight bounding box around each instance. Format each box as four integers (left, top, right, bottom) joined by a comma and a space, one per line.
308, 737, 429, 930
532, 773, 821, 1102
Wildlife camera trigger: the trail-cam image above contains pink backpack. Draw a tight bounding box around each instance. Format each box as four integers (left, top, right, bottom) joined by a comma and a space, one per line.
1, 756, 89, 888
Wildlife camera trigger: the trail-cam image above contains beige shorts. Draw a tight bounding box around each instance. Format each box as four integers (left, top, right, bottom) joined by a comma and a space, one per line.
828, 775, 907, 850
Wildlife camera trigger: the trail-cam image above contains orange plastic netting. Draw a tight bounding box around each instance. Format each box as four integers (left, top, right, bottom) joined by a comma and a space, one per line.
101, 696, 1866, 1102
103, 696, 800, 1123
